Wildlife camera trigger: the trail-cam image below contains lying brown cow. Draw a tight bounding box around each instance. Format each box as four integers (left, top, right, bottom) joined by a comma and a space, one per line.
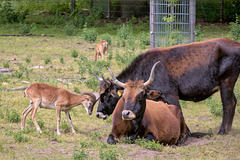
107, 62, 186, 145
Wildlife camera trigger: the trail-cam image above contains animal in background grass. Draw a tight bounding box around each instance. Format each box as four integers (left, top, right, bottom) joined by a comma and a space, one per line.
21, 83, 99, 135
94, 38, 240, 137
107, 62, 187, 145
94, 40, 109, 61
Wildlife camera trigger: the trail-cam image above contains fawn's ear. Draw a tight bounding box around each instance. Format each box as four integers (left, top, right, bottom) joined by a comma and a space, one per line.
146, 90, 161, 100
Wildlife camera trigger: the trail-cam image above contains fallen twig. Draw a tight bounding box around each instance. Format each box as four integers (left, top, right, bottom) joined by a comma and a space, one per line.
7, 85, 30, 91
0, 33, 54, 37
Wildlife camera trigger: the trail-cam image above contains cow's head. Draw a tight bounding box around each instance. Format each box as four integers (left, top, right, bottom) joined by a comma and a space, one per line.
109, 61, 161, 120
94, 73, 121, 119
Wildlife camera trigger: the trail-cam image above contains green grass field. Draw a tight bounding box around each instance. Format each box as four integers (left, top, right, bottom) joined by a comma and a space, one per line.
0, 17, 240, 160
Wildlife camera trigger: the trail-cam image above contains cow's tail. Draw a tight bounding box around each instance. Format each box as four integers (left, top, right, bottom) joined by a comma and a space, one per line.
190, 132, 213, 138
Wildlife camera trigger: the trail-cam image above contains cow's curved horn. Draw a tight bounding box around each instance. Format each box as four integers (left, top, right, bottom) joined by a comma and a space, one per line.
93, 72, 103, 81
143, 61, 161, 87
102, 75, 111, 87
108, 68, 125, 88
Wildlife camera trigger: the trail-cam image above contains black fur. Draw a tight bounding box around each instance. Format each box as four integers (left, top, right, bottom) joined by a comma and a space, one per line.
97, 38, 240, 135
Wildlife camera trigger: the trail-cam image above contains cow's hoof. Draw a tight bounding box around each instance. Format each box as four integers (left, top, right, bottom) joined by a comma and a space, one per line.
107, 134, 116, 144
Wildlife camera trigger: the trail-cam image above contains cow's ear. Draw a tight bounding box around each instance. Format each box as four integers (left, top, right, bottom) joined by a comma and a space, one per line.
146, 90, 161, 100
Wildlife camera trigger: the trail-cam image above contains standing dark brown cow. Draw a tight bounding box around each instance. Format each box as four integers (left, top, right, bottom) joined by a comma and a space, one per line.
107, 62, 186, 144
95, 38, 240, 137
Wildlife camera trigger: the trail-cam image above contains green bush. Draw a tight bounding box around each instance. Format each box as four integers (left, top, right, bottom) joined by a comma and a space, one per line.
27, 120, 45, 129
101, 34, 112, 45
59, 56, 64, 64
229, 15, 240, 41
115, 50, 136, 68
6, 108, 20, 123
139, 32, 150, 49
60, 121, 71, 133
73, 148, 89, 160
13, 131, 29, 143
99, 148, 118, 160
205, 97, 223, 116
71, 50, 79, 58
3, 62, 9, 68
43, 57, 51, 64
135, 138, 164, 151
82, 28, 98, 42
64, 23, 78, 36
25, 56, 31, 64
0, 2, 29, 24
117, 24, 133, 47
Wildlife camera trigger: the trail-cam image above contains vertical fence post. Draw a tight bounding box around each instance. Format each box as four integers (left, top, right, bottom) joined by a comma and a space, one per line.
190, 0, 196, 42
150, 0, 155, 48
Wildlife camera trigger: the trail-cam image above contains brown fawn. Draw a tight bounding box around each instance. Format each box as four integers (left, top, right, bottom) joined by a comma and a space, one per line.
94, 40, 109, 61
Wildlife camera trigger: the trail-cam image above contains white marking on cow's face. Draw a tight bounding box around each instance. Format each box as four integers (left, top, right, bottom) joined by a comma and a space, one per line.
122, 110, 136, 120
96, 112, 109, 119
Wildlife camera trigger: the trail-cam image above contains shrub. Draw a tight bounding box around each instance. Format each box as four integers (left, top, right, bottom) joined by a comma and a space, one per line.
90, 132, 101, 140
19, 23, 30, 35
43, 57, 51, 64
115, 50, 136, 68
13, 131, 29, 143
135, 138, 164, 151
82, 28, 98, 42
195, 24, 203, 42
117, 24, 133, 47
74, 87, 80, 93
71, 50, 78, 58
60, 121, 71, 133
229, 15, 240, 41
27, 120, 44, 129
25, 56, 31, 64
59, 56, 64, 64
73, 148, 89, 160
205, 97, 223, 116
101, 34, 112, 45
6, 108, 20, 123
3, 62, 9, 68
64, 23, 78, 36
139, 32, 150, 49
0, 2, 29, 24
12, 70, 23, 78
99, 148, 118, 160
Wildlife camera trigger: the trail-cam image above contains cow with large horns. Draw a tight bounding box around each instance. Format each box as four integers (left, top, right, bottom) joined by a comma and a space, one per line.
94, 38, 240, 137
107, 61, 186, 144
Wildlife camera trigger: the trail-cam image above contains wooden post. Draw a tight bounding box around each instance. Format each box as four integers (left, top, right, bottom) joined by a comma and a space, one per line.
71, 0, 75, 13
107, 0, 110, 18
150, 0, 155, 48
190, 0, 196, 42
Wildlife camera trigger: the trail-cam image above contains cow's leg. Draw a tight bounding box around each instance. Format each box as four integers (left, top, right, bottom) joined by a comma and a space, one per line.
129, 118, 143, 142
145, 133, 155, 141
219, 76, 238, 135
162, 94, 190, 138
107, 134, 116, 144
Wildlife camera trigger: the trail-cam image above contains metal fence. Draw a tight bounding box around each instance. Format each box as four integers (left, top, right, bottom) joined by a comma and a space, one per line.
150, 0, 195, 48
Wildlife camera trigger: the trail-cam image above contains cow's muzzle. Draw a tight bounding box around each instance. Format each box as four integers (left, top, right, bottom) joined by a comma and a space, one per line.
122, 110, 136, 120
96, 112, 109, 120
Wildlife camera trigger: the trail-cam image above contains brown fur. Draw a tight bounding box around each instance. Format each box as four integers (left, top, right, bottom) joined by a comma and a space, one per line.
110, 98, 185, 145
22, 83, 99, 135
94, 40, 109, 61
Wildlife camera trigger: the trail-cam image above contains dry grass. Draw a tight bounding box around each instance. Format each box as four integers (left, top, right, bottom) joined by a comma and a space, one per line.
0, 23, 240, 159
